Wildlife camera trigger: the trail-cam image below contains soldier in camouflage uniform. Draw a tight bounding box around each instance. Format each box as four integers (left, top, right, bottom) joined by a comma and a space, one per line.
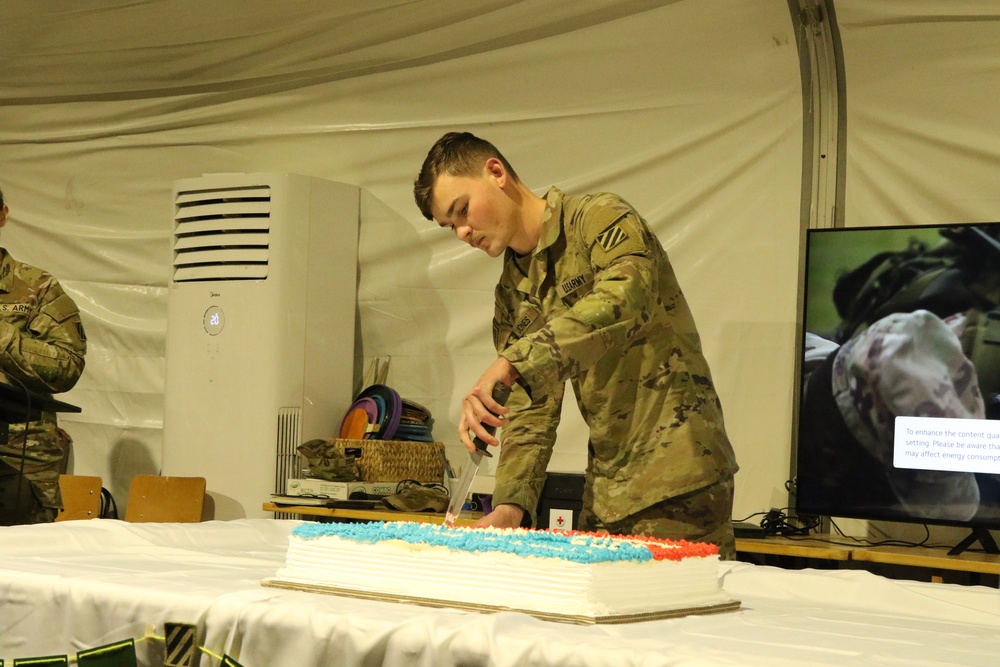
414, 133, 739, 558
0, 186, 87, 525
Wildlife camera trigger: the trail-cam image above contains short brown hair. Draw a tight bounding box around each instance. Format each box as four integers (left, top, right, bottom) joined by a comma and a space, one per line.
413, 132, 519, 220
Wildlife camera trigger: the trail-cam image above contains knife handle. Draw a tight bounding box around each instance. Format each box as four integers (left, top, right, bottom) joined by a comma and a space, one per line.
472, 382, 512, 457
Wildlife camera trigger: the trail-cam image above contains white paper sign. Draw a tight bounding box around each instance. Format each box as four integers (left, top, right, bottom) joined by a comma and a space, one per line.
894, 416, 1000, 474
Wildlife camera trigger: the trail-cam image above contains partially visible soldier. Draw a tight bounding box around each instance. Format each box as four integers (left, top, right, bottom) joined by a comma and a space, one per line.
413, 132, 739, 558
0, 184, 87, 525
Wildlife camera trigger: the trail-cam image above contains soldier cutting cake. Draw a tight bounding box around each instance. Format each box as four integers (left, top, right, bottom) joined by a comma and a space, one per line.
412, 133, 739, 558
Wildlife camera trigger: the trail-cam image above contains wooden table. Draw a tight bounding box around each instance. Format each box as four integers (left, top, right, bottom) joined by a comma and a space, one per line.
736, 535, 1000, 583
262, 502, 483, 527
736, 536, 853, 561
852, 544, 1000, 580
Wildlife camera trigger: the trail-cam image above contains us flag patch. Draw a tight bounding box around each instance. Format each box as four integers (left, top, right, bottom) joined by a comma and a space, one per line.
596, 223, 628, 252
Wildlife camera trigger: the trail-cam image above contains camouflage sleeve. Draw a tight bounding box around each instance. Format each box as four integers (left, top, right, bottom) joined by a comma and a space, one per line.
500, 201, 658, 398
0, 280, 87, 394
490, 380, 563, 528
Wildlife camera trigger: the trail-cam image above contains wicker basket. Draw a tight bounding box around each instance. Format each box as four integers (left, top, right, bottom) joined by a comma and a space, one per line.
324, 438, 445, 483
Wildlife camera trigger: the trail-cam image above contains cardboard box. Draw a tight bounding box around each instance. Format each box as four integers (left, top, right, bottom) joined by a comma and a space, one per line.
348, 481, 397, 498
284, 478, 349, 499
284, 478, 398, 499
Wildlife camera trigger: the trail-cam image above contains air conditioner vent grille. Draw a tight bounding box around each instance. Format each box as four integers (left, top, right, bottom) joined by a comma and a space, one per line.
173, 184, 272, 282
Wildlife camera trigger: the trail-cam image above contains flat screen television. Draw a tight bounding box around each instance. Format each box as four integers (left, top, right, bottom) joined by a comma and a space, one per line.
794, 222, 1000, 555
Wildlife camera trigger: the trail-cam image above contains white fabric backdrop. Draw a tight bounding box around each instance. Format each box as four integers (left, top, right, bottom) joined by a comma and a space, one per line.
6, 0, 997, 524
838, 1, 1000, 226
0, 0, 803, 517
829, 1, 1000, 543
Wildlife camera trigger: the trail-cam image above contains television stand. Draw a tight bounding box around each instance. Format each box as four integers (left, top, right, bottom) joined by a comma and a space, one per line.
947, 527, 999, 556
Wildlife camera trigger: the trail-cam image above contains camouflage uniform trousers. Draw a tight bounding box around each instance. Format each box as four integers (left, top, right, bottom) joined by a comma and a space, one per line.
0, 460, 58, 525
0, 420, 71, 525
579, 475, 736, 560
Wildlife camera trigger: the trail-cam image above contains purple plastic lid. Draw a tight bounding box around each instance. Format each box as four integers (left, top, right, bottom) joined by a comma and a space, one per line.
357, 384, 402, 440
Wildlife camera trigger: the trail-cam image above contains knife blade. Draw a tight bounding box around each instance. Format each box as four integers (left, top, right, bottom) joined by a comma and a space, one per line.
443, 381, 512, 526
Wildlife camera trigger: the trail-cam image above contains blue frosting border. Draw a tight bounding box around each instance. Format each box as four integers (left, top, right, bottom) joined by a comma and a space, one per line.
292, 522, 653, 564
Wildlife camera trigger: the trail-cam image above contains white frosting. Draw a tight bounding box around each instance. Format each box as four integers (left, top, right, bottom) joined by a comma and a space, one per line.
275, 530, 728, 618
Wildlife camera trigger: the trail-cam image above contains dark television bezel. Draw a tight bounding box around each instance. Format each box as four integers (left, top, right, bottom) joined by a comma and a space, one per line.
792, 221, 1000, 554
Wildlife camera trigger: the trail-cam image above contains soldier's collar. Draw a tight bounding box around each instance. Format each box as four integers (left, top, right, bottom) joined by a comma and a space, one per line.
501, 188, 565, 295
534, 187, 564, 253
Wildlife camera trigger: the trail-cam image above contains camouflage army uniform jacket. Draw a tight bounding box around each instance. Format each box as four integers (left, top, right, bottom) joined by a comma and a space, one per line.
0, 249, 87, 507
492, 188, 737, 526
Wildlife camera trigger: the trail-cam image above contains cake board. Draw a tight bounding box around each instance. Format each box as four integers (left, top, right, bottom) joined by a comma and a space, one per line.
260, 578, 741, 625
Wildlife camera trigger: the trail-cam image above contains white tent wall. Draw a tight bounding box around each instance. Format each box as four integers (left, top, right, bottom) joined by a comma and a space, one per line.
838, 1, 1000, 227
827, 1, 1000, 543
1, 0, 814, 520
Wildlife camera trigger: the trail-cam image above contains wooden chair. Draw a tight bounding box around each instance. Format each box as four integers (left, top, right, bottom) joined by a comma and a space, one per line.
55, 474, 103, 521
124, 474, 206, 523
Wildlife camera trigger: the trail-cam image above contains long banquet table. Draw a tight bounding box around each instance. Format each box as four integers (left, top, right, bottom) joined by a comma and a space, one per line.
0, 519, 997, 666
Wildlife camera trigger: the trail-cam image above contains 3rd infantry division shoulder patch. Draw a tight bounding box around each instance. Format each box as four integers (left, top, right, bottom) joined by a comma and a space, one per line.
596, 223, 628, 252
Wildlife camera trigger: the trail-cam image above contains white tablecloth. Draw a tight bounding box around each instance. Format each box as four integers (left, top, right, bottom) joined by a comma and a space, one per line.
0, 519, 997, 666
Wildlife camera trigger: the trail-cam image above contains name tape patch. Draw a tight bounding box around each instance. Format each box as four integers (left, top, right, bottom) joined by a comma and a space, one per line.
513, 306, 541, 337
556, 272, 593, 299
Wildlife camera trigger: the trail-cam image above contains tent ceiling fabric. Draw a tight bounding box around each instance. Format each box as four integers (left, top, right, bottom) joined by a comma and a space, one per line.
2, 0, 683, 101
835, 2, 1000, 226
